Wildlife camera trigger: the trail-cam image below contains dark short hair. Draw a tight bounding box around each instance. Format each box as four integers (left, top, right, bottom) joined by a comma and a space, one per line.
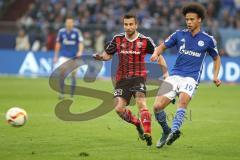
65, 15, 74, 21
123, 13, 138, 23
182, 2, 206, 20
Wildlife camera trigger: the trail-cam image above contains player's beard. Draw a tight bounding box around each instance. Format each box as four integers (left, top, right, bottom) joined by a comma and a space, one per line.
126, 30, 136, 37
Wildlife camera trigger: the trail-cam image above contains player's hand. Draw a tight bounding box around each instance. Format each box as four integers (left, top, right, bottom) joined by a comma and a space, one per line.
150, 53, 159, 62
213, 78, 221, 87
92, 53, 103, 61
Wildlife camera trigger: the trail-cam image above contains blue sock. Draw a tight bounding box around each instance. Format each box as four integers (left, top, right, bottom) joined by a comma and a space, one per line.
171, 108, 186, 133
71, 77, 76, 96
155, 110, 171, 134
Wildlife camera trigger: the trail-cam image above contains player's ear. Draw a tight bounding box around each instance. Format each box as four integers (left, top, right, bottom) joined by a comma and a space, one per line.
198, 18, 202, 23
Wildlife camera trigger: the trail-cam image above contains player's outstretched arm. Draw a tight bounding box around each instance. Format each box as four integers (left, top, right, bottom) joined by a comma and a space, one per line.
157, 55, 169, 79
93, 51, 112, 61
213, 55, 221, 87
150, 42, 167, 62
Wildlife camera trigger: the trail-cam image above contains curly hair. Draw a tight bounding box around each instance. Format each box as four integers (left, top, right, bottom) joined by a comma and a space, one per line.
182, 2, 206, 20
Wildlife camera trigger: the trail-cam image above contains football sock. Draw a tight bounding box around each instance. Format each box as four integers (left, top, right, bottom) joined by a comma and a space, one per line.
154, 110, 171, 133
171, 108, 186, 133
118, 109, 141, 126
71, 77, 76, 96
140, 108, 151, 134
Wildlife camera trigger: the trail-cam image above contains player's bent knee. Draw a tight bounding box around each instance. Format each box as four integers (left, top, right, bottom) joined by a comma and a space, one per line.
136, 101, 147, 109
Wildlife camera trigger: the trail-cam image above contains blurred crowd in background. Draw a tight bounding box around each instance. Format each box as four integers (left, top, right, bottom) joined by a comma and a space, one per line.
9, 0, 240, 56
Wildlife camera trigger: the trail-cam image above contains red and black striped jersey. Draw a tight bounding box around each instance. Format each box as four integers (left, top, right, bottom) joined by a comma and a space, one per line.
105, 32, 156, 82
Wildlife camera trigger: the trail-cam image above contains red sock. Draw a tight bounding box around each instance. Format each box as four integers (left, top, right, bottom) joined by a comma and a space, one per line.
140, 108, 151, 134
118, 109, 140, 126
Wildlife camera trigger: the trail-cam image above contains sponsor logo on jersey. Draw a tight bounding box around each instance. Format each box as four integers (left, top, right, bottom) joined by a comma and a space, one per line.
63, 39, 76, 45
179, 38, 201, 57
180, 49, 201, 57
120, 50, 140, 54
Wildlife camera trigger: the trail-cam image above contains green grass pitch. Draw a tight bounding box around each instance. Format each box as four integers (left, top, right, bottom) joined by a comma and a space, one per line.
0, 77, 240, 160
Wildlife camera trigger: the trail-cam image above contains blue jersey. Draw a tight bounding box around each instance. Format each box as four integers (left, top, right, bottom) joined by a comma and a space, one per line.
56, 27, 84, 58
164, 29, 218, 83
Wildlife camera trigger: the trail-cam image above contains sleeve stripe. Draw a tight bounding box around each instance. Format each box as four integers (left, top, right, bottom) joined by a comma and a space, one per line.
203, 32, 219, 55
106, 33, 124, 49
146, 36, 156, 47
74, 28, 84, 42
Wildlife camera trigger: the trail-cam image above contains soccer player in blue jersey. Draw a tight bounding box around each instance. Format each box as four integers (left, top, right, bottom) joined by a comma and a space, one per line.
54, 17, 84, 99
150, 2, 221, 148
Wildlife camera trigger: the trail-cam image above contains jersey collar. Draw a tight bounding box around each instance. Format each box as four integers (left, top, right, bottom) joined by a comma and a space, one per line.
124, 32, 140, 42
66, 28, 73, 34
187, 29, 202, 37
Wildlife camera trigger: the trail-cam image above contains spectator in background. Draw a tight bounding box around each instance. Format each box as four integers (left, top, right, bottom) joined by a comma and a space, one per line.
18, 0, 240, 32
15, 0, 240, 56
46, 27, 57, 51
94, 30, 106, 53
15, 29, 30, 51
31, 31, 45, 51
83, 31, 93, 50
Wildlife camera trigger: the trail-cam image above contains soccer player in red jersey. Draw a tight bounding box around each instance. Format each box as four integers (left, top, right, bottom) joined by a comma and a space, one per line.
94, 13, 168, 146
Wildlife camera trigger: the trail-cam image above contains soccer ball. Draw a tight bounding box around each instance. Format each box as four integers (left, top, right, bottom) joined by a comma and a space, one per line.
6, 107, 28, 127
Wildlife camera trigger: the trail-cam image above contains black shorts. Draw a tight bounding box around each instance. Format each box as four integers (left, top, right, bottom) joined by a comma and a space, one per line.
114, 77, 146, 105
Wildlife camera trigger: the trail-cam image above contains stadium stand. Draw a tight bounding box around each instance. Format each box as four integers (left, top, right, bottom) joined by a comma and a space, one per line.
0, 0, 239, 56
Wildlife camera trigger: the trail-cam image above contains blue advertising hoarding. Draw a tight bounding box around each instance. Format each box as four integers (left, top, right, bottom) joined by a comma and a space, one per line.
0, 50, 239, 83
219, 29, 240, 57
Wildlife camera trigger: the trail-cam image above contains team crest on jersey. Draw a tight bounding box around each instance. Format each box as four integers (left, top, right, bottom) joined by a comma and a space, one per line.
137, 42, 143, 48
198, 40, 204, 47
120, 43, 126, 48
71, 34, 76, 39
